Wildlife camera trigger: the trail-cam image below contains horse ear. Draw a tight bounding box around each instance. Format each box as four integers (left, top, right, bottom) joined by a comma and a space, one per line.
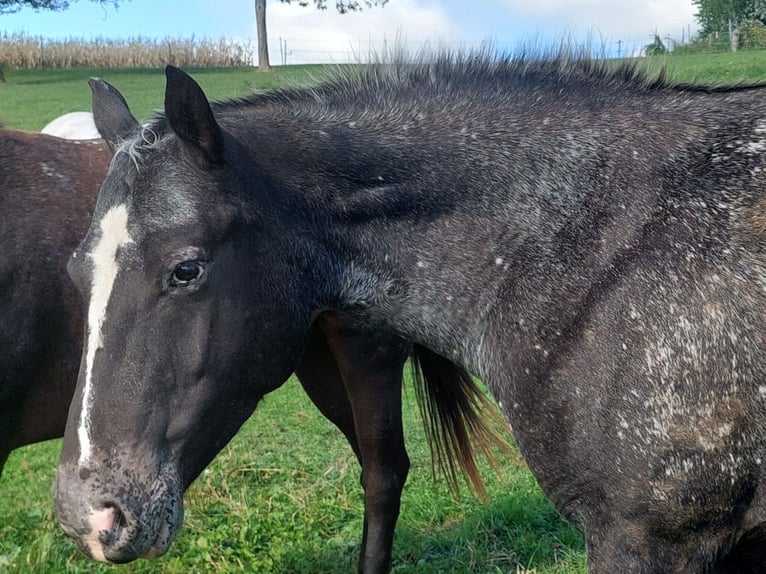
89, 78, 140, 153
164, 65, 224, 166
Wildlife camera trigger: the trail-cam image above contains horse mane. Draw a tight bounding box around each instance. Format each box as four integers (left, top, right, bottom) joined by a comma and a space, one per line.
410, 345, 520, 498
213, 45, 766, 120
125, 46, 766, 167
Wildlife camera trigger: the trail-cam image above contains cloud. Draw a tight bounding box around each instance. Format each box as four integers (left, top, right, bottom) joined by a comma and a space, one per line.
491, 0, 698, 50
264, 0, 457, 64
257, 0, 700, 64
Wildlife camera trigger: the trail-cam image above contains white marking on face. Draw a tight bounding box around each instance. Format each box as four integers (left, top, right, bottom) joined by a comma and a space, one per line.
78, 204, 133, 467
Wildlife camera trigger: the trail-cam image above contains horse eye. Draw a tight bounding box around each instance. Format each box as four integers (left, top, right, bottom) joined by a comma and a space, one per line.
171, 261, 203, 286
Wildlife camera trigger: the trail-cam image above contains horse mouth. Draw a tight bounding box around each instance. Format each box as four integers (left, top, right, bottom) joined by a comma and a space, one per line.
94, 500, 178, 564
142, 515, 175, 559
56, 461, 184, 564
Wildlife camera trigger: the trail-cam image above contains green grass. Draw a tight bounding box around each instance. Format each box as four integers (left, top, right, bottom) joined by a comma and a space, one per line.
1, 377, 584, 574
0, 64, 331, 131
645, 49, 766, 83
2, 50, 766, 573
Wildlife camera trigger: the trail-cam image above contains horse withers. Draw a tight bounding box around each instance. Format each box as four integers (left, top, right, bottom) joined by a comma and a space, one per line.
55, 54, 766, 572
0, 126, 503, 572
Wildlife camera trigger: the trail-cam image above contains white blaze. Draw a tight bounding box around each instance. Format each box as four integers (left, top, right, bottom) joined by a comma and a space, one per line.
78, 204, 133, 466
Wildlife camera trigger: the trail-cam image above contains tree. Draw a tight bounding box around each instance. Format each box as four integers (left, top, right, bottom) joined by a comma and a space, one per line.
1, 0, 67, 11
255, 0, 389, 72
743, 0, 766, 22
255, 0, 269, 72
692, 0, 766, 35
0, 0, 117, 14
0, 1, 120, 81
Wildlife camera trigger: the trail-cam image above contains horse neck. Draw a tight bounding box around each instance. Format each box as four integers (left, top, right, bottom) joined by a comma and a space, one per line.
229, 85, 718, 382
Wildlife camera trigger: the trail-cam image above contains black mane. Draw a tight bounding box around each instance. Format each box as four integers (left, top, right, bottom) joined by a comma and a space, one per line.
135, 50, 766, 145
223, 49, 766, 111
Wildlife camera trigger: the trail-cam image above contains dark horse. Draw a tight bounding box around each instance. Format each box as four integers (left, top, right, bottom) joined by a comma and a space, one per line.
0, 130, 110, 469
0, 128, 505, 573
55, 53, 766, 573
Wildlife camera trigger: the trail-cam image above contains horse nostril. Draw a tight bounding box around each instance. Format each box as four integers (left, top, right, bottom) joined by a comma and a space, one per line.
110, 504, 127, 537
95, 502, 127, 546
85, 502, 128, 560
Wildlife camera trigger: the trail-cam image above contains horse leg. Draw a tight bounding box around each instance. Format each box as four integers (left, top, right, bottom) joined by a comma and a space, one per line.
0, 339, 33, 477
0, 407, 14, 476
295, 318, 406, 573
296, 321, 362, 459
310, 312, 410, 574
0, 374, 21, 473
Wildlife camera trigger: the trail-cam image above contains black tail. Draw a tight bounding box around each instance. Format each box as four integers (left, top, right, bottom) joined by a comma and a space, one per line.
410, 345, 521, 498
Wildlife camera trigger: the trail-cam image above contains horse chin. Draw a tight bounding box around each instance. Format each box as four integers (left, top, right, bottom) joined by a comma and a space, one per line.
143, 544, 169, 560
141, 504, 178, 560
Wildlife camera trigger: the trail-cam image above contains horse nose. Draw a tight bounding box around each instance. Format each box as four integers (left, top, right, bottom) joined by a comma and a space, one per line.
85, 502, 127, 562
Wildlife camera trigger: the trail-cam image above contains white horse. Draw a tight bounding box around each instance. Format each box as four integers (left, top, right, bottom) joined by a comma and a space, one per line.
41, 111, 100, 140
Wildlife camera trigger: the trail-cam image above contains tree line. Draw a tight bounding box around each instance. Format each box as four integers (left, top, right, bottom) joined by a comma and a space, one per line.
693, 0, 766, 34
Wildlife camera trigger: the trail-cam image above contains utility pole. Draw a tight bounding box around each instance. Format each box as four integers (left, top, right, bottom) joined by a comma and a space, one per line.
280, 38, 290, 66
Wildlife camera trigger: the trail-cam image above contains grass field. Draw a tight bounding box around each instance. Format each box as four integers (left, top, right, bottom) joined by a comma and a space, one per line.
1, 49, 766, 573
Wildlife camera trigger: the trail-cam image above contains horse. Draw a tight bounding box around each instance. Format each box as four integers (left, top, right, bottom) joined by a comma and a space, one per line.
0, 127, 505, 573
40, 111, 101, 140
53, 52, 766, 573
0, 129, 110, 470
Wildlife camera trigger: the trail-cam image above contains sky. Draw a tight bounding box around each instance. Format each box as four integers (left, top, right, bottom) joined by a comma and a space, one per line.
1, 0, 700, 64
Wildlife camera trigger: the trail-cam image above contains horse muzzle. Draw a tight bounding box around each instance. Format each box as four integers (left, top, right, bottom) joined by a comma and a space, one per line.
55, 458, 183, 563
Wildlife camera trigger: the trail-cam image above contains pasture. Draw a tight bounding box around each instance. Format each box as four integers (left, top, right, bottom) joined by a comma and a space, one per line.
1, 49, 765, 573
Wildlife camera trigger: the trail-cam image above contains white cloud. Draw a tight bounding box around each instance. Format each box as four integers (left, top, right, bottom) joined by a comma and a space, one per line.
263, 0, 457, 64
492, 0, 698, 50
253, 0, 700, 65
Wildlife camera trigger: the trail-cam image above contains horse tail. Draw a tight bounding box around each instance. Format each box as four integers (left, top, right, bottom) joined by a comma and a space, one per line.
410, 344, 519, 499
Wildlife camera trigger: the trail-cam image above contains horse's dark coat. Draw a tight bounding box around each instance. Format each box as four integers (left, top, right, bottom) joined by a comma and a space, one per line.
0, 128, 500, 573
0, 131, 109, 468
56, 53, 766, 572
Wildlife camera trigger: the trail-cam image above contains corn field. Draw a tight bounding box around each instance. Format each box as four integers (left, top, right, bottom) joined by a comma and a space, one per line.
0, 33, 253, 68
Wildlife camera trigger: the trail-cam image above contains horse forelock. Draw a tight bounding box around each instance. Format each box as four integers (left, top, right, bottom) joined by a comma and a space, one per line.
112, 121, 167, 171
